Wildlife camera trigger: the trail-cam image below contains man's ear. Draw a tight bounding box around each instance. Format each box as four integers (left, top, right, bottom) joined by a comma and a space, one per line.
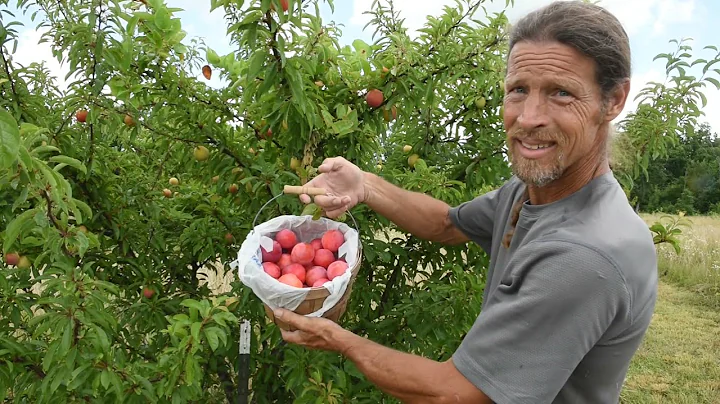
603, 78, 631, 122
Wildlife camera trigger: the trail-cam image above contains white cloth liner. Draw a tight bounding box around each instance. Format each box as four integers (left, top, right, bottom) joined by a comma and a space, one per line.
230, 215, 360, 317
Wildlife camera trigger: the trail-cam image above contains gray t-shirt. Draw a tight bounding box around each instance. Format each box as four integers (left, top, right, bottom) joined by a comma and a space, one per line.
448, 172, 658, 404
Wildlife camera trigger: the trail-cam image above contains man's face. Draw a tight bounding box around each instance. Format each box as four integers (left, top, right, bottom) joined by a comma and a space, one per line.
502, 41, 614, 188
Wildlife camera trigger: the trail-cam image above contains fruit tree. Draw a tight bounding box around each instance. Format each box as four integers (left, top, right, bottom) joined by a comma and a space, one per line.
1, 0, 718, 402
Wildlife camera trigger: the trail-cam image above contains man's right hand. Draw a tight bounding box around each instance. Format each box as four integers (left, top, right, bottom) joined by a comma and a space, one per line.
299, 157, 368, 218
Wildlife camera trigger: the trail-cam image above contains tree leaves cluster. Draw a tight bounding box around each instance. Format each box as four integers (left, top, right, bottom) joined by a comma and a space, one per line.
0, 0, 716, 402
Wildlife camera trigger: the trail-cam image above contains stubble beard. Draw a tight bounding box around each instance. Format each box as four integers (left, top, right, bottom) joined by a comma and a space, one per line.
507, 128, 567, 188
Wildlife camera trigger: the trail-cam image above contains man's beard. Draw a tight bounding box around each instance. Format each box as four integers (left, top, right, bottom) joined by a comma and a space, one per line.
507, 128, 567, 188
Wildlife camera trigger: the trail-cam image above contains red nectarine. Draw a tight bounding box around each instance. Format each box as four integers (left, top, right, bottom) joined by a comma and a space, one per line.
276, 229, 298, 250
282, 263, 306, 284
322, 229, 344, 253
327, 260, 348, 280
366, 89, 383, 108
312, 278, 330, 287
306, 266, 327, 286
278, 273, 303, 288
313, 248, 335, 268
277, 253, 293, 269
310, 238, 323, 251
261, 240, 283, 262
290, 242, 315, 265
263, 262, 282, 279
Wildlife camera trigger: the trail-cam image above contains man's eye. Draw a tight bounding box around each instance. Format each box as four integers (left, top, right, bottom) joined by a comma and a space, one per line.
557, 89, 571, 97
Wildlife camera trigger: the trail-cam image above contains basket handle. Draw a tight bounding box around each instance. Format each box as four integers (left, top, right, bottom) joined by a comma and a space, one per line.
251, 185, 360, 234
283, 185, 327, 196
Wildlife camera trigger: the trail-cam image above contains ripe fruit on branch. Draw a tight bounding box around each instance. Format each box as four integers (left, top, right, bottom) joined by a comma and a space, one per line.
169, 177, 179, 186
403, 145, 412, 153
228, 183, 239, 194
290, 157, 301, 170
124, 114, 136, 127
202, 65, 212, 80
5, 253, 20, 266
383, 105, 397, 122
281, 0, 289, 11
76, 110, 88, 123
224, 233, 234, 244
366, 89, 383, 108
212, 175, 220, 183
163, 188, 172, 198
194, 145, 210, 161
143, 287, 155, 299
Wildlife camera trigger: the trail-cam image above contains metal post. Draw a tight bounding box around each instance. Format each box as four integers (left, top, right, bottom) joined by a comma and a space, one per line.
238, 319, 251, 404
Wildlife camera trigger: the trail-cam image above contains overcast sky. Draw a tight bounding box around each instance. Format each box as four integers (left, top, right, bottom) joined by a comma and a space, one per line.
5, 0, 719, 133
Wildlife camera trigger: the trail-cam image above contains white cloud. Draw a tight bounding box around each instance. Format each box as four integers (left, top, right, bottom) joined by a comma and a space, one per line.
10, 27, 70, 91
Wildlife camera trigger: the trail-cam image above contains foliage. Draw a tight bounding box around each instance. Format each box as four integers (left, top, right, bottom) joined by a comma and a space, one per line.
628, 123, 720, 215
0, 0, 714, 402
648, 212, 692, 255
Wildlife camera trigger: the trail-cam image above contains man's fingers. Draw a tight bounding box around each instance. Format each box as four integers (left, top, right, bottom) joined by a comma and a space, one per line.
313, 194, 350, 209
274, 308, 310, 331
299, 194, 312, 204
318, 157, 345, 174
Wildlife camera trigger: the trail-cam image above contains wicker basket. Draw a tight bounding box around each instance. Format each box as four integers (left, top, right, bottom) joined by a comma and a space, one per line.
253, 185, 363, 332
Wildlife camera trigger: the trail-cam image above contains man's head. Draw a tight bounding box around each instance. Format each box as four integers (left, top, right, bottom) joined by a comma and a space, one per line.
503, 1, 631, 191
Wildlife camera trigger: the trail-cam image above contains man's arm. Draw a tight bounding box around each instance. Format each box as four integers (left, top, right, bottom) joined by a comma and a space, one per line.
362, 172, 469, 246
274, 308, 493, 404
338, 330, 493, 404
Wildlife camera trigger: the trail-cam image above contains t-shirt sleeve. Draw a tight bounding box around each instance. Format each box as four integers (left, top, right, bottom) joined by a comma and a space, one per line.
451, 240, 630, 404
448, 187, 501, 252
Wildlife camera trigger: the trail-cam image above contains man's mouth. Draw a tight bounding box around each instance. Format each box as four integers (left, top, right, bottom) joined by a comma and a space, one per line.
520, 140, 554, 150
514, 138, 558, 159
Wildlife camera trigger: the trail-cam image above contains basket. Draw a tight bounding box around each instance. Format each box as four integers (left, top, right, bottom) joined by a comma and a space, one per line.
250, 185, 363, 332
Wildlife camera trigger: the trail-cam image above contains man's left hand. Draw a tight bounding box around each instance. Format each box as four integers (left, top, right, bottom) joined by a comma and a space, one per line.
274, 308, 351, 353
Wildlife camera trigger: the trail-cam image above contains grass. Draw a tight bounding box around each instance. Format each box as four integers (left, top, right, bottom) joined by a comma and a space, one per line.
619, 214, 720, 403
641, 213, 720, 308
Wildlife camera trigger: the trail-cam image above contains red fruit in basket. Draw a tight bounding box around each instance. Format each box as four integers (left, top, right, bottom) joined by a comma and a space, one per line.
310, 238, 323, 251
261, 240, 283, 263
276, 229, 298, 250
277, 253, 293, 269
262, 262, 282, 279
278, 273, 303, 288
327, 260, 348, 280
321, 229, 344, 253
312, 278, 330, 287
313, 248, 335, 268
282, 263, 306, 284
290, 242, 315, 265
306, 266, 327, 286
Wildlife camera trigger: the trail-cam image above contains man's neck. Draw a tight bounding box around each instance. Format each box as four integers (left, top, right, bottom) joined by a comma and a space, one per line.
527, 158, 610, 206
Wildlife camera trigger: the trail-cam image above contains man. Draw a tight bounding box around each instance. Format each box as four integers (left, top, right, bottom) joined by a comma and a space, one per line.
272, 1, 658, 403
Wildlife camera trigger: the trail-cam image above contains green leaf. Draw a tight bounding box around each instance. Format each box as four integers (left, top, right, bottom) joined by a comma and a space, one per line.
0, 109, 20, 169
204, 327, 219, 351
191, 321, 202, 343
3, 208, 38, 253
49, 155, 87, 175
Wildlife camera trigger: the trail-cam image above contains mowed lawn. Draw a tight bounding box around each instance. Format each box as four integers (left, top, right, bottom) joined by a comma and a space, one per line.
620, 214, 720, 403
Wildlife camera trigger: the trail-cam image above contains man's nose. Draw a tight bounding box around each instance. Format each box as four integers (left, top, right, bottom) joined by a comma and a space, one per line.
516, 93, 549, 131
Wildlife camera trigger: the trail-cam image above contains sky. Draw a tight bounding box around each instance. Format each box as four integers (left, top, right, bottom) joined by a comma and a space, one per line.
4, 0, 720, 133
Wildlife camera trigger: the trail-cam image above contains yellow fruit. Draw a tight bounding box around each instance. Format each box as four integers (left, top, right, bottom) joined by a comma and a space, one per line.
17, 256, 31, 269
290, 157, 301, 170
403, 145, 412, 153
163, 188, 172, 198
194, 145, 210, 161
169, 177, 179, 186
475, 97, 486, 109
408, 154, 420, 168
212, 175, 220, 183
